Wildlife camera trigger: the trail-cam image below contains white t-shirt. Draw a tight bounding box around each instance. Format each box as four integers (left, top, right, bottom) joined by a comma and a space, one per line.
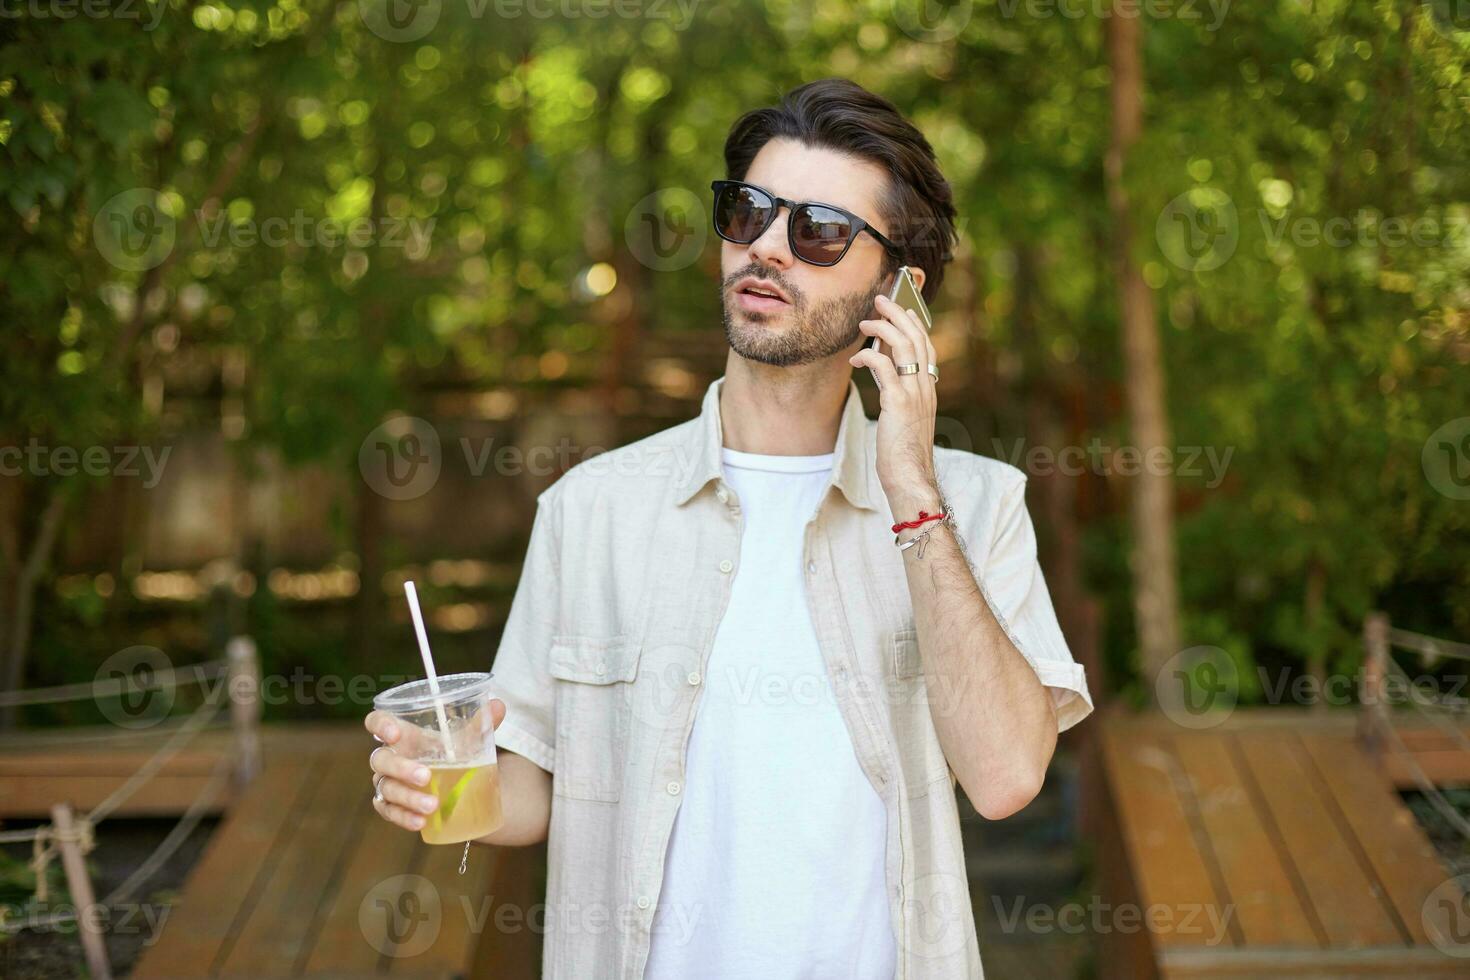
643, 446, 895, 980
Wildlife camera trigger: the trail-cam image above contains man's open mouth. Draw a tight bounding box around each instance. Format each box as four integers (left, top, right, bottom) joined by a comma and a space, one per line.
735, 279, 791, 310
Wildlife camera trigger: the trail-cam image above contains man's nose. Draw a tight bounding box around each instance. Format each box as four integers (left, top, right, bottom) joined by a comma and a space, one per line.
747, 206, 794, 271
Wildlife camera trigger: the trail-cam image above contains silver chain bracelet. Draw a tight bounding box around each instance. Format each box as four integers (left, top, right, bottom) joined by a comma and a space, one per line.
894, 510, 954, 559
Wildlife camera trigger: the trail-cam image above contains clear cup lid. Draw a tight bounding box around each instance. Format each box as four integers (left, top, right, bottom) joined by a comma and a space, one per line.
373, 671, 494, 712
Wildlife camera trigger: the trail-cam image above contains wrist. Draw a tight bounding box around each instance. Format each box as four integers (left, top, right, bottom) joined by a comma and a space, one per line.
887, 482, 943, 521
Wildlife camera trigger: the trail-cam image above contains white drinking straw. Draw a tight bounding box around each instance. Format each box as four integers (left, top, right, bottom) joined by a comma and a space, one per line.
404, 580, 455, 761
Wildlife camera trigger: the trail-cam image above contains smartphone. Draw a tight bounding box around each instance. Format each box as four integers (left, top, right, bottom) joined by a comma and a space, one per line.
864, 265, 932, 387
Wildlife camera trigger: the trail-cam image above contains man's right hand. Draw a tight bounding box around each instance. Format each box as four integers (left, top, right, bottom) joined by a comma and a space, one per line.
364, 699, 507, 832
364, 700, 551, 846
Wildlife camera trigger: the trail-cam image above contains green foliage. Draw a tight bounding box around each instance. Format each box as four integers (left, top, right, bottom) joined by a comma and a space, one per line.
2, 1, 1466, 701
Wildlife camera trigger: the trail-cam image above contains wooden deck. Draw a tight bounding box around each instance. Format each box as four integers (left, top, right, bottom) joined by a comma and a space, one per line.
1093, 708, 1470, 978
64, 723, 549, 979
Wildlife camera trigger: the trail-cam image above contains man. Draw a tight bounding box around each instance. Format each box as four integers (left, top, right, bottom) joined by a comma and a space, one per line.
365, 77, 1092, 978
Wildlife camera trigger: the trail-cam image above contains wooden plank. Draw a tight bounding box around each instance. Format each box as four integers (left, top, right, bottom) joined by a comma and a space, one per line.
1382, 749, 1470, 788
217, 752, 373, 976
0, 746, 230, 776
0, 774, 237, 818
1234, 732, 1405, 949
389, 837, 495, 975
1160, 943, 1469, 976
1172, 733, 1317, 949
1089, 743, 1161, 980
300, 794, 423, 974
130, 754, 321, 978
1099, 727, 1225, 952
1299, 731, 1462, 947
466, 844, 545, 980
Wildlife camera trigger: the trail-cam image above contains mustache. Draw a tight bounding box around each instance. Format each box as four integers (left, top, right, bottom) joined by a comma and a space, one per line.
723, 268, 800, 303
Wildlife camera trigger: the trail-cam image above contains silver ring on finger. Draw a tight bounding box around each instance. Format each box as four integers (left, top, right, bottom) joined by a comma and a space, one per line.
896, 362, 920, 376
369, 744, 387, 769
928, 364, 939, 382
372, 773, 386, 803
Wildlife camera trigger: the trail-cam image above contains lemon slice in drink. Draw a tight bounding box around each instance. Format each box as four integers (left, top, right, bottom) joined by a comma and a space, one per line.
432, 769, 477, 831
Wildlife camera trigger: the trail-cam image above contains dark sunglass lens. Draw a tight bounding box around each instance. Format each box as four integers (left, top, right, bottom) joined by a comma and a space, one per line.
792, 205, 853, 264
715, 184, 773, 242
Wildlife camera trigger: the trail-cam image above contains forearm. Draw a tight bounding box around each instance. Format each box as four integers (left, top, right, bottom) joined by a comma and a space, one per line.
889, 483, 1058, 819
473, 749, 553, 846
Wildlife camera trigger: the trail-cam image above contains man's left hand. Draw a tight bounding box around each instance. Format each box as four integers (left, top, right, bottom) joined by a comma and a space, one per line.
849, 291, 941, 503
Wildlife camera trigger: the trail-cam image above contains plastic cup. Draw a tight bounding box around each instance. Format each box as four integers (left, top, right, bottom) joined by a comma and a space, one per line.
373, 671, 504, 844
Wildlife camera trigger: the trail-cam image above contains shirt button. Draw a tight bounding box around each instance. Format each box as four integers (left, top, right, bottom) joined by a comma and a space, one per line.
718, 559, 733, 574
667, 781, 682, 795
636, 896, 651, 910
687, 671, 701, 686
594, 662, 606, 676
716, 487, 729, 503
806, 560, 816, 574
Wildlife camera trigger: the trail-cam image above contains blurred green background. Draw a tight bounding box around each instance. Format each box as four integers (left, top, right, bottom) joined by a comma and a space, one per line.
1, 0, 1468, 727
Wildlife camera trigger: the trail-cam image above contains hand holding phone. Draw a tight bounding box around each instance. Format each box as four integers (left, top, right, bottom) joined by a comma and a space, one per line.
864, 266, 933, 388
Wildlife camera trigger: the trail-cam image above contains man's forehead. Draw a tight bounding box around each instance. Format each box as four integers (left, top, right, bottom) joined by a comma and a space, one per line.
744, 145, 887, 216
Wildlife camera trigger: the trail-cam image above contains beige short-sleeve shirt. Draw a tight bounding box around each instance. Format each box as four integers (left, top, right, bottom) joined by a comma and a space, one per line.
491, 375, 1093, 978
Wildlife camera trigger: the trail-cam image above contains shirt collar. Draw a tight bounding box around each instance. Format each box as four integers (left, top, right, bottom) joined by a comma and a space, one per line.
673, 375, 878, 512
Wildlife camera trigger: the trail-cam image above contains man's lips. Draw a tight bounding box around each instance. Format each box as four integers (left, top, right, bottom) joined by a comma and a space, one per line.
735, 289, 790, 313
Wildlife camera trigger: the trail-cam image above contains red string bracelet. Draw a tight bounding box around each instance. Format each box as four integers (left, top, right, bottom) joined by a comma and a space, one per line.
891, 509, 949, 534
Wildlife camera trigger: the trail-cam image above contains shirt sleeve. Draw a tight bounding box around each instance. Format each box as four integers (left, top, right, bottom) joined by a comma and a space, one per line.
488, 484, 562, 773
976, 470, 1094, 733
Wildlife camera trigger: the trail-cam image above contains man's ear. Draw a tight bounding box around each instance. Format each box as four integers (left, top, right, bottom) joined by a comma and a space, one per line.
908, 266, 927, 296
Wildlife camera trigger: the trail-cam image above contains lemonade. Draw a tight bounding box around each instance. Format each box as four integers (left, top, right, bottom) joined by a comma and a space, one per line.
422, 760, 504, 845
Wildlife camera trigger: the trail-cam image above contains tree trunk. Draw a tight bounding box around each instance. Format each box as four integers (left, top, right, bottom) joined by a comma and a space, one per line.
1105, 11, 1181, 699
0, 482, 71, 729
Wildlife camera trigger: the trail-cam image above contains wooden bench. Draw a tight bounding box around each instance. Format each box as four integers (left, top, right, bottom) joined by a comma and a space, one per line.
0, 726, 241, 819
1093, 708, 1469, 977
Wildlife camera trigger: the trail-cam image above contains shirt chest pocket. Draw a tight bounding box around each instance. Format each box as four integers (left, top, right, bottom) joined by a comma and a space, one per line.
549, 634, 640, 803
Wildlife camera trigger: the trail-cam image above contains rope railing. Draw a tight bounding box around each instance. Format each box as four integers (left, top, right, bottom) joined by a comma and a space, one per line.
1378, 656, 1470, 841
1388, 626, 1470, 664
0, 637, 262, 979
1359, 612, 1470, 844
0, 658, 228, 708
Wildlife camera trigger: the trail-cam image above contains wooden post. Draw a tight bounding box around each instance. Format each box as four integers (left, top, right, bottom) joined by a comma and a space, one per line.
50, 802, 112, 980
1359, 611, 1390, 752
227, 636, 262, 786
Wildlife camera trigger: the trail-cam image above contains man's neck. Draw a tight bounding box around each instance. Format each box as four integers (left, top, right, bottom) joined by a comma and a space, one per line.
718, 354, 851, 457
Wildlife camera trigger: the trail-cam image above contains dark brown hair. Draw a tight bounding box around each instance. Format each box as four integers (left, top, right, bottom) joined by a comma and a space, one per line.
721, 77, 958, 304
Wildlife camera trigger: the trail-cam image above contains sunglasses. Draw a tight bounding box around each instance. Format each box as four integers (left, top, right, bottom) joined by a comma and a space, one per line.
710, 179, 904, 267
